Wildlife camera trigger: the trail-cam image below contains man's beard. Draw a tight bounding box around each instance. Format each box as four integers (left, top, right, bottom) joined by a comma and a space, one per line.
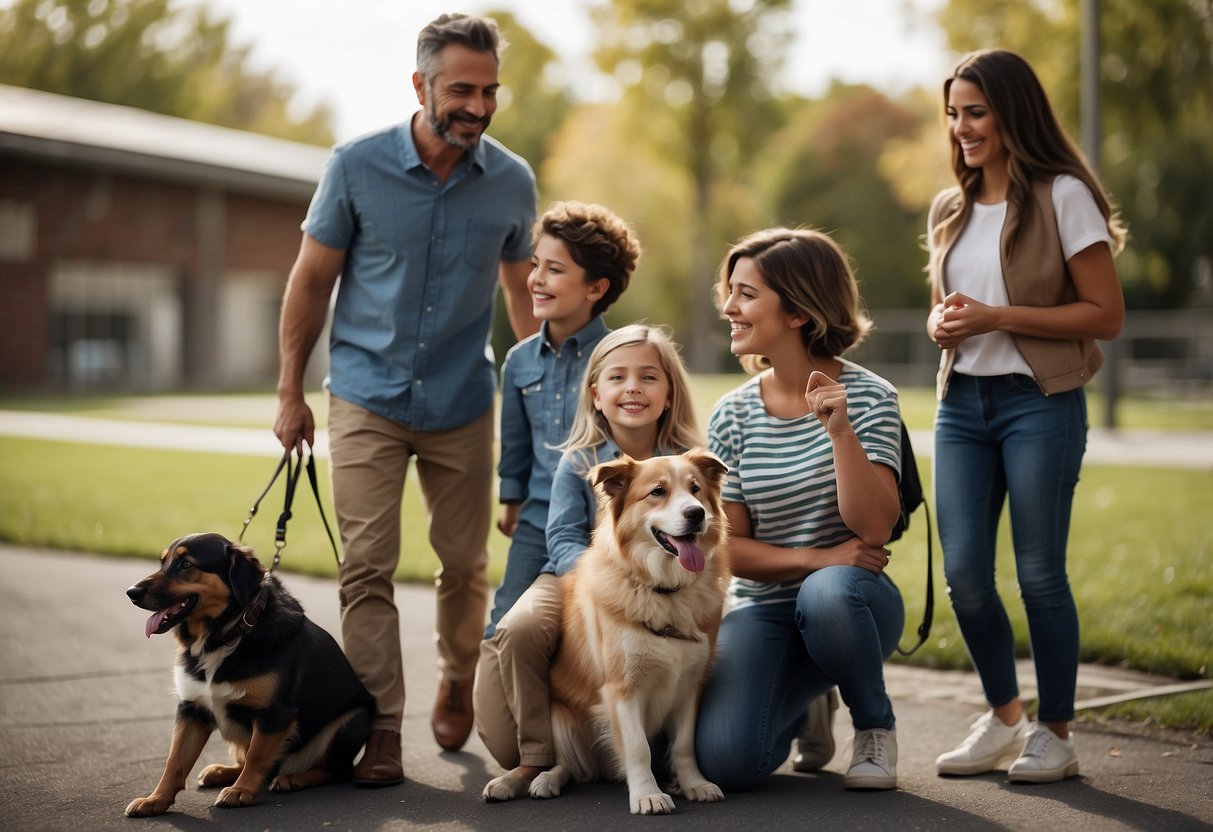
427, 100, 490, 151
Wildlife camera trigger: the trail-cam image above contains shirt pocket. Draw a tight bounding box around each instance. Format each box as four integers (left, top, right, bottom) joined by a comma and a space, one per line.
514, 368, 546, 428
463, 217, 508, 272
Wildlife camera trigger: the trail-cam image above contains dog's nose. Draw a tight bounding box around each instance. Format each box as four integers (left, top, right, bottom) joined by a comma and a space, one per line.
126, 582, 146, 604
683, 506, 705, 526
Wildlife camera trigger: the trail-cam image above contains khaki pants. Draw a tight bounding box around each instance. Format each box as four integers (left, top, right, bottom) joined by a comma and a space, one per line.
474, 573, 563, 768
328, 394, 492, 732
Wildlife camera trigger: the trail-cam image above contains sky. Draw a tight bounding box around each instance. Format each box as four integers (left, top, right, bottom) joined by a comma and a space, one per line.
192, 0, 951, 143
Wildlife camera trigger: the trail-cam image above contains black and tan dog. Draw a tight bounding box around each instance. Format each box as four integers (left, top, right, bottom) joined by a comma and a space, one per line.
124, 532, 373, 817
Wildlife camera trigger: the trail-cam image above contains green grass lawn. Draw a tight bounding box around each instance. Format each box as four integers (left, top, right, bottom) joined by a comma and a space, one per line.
2, 384, 1211, 732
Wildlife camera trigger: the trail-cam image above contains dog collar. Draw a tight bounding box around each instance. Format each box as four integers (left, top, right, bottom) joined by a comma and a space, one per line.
644, 622, 699, 642
652, 585, 680, 595
215, 575, 271, 647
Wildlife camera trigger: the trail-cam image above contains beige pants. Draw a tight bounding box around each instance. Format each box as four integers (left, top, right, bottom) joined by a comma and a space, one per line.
474, 573, 564, 768
328, 394, 492, 732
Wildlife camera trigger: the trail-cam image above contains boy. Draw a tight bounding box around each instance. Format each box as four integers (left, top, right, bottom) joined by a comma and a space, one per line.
487, 201, 642, 636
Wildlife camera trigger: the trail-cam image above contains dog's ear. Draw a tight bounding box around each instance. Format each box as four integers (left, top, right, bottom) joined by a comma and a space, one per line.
686, 448, 728, 486
592, 456, 636, 500
226, 543, 264, 608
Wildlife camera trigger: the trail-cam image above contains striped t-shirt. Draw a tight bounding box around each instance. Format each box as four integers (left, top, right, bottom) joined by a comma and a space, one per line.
708, 360, 902, 609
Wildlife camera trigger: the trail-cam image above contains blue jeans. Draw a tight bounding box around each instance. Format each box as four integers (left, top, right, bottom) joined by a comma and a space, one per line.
934, 373, 1087, 723
695, 567, 904, 790
484, 520, 548, 639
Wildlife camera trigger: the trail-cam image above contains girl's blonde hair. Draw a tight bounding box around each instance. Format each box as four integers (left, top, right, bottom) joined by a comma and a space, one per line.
560, 324, 701, 465
714, 227, 873, 374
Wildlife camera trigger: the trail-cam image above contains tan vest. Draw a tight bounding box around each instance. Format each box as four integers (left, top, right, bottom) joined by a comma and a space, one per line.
928, 178, 1103, 400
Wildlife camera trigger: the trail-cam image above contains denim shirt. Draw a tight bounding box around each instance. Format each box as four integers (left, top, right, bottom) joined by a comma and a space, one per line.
302, 117, 537, 430
497, 317, 609, 533
544, 439, 677, 576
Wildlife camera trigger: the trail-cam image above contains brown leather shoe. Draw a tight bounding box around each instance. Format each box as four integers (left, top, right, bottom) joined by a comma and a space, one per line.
431, 676, 474, 752
353, 729, 404, 787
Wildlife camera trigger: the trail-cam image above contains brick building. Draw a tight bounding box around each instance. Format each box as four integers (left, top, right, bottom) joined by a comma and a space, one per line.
0, 84, 332, 392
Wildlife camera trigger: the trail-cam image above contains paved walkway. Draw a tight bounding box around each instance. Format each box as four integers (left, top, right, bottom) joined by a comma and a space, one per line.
2, 409, 1212, 469
1, 545, 1210, 831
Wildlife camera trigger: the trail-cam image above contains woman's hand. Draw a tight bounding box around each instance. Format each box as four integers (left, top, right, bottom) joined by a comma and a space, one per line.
934, 291, 997, 346
820, 537, 892, 575
806, 371, 852, 436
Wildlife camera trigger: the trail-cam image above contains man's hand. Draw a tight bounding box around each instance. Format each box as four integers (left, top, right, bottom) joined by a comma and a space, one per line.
274, 393, 315, 456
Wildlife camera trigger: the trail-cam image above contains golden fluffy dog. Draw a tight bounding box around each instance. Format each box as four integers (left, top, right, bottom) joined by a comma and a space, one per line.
533, 449, 729, 815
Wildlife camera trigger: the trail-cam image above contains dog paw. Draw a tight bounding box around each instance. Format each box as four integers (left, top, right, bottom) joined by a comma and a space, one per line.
124, 794, 173, 817
269, 773, 305, 792
631, 792, 675, 815
683, 781, 724, 803
529, 771, 563, 799
215, 785, 257, 808
197, 764, 241, 788
483, 771, 528, 802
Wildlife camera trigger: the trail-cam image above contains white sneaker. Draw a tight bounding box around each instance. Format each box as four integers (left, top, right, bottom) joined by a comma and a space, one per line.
843, 728, 897, 790
936, 710, 1028, 776
792, 688, 839, 772
1008, 725, 1079, 784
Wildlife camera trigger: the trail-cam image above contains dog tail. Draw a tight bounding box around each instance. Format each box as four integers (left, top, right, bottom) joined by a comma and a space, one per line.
551, 700, 601, 783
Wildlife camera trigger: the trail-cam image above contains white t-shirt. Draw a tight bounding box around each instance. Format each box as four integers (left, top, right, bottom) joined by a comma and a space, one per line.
944, 174, 1114, 377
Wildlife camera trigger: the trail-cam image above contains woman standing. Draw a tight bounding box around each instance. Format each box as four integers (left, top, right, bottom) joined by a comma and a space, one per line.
927, 49, 1126, 783
695, 228, 905, 791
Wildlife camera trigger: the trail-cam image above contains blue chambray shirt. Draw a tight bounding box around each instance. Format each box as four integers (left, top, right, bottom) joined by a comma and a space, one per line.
497, 317, 609, 533
545, 440, 677, 576
302, 116, 537, 430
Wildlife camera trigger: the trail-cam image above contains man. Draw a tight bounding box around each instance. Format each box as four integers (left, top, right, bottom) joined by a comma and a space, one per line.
273, 13, 538, 787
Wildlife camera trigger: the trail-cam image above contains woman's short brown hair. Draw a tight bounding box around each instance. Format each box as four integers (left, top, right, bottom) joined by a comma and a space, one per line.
715, 227, 873, 373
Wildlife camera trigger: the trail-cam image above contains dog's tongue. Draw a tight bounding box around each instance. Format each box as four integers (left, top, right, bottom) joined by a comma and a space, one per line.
144, 609, 170, 639
671, 536, 705, 573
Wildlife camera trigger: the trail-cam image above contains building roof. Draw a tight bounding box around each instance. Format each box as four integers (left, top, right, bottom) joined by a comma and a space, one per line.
0, 84, 331, 200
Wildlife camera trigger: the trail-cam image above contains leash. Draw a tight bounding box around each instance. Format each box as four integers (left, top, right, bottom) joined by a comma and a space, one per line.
214, 447, 339, 648
238, 446, 341, 574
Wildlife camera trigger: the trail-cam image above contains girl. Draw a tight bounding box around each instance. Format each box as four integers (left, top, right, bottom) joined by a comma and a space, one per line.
927, 49, 1125, 783
695, 228, 906, 791
475, 324, 701, 800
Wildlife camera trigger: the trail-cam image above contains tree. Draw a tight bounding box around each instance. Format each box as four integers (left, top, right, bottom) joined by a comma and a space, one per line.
591, 0, 794, 370
932, 0, 1213, 309
757, 83, 932, 309
482, 8, 574, 177
0, 0, 334, 145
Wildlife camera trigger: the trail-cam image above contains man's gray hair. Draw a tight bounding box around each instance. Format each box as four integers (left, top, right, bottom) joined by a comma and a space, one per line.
416, 14, 505, 81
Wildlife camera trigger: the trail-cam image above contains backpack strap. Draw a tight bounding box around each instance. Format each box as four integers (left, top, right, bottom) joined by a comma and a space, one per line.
895, 499, 933, 656
892, 420, 933, 656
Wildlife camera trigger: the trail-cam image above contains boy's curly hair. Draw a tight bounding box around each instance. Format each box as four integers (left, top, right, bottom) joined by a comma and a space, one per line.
536, 202, 642, 318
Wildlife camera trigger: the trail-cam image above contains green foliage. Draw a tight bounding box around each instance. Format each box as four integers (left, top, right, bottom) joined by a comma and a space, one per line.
0, 0, 333, 145
539, 104, 697, 338
590, 0, 795, 370
757, 83, 931, 309
483, 7, 574, 174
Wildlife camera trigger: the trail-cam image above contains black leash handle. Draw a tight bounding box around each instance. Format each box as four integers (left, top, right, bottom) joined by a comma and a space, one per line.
239, 447, 341, 572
